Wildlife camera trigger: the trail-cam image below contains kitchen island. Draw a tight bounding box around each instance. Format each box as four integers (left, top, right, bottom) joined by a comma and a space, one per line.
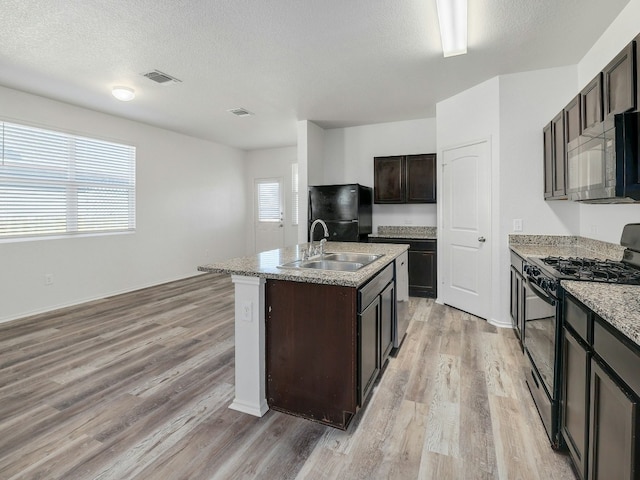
198, 241, 408, 429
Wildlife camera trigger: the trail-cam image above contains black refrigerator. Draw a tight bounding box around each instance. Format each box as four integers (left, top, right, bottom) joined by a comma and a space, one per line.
308, 184, 373, 242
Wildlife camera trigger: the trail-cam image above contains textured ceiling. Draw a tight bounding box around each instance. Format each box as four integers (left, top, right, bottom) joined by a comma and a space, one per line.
0, 0, 632, 150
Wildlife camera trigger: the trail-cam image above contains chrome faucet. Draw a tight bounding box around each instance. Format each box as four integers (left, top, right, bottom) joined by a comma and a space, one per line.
306, 219, 329, 259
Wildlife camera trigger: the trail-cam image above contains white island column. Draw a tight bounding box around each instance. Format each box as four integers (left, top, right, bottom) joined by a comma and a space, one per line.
228, 274, 268, 416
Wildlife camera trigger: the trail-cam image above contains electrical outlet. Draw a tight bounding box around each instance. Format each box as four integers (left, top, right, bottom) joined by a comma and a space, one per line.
241, 301, 253, 322
44, 274, 54, 286
513, 219, 523, 232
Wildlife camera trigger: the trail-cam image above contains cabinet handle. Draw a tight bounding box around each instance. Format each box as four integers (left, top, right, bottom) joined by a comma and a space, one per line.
478, 236, 486, 243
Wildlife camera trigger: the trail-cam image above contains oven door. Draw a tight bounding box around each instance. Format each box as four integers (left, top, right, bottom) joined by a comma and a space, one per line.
523, 278, 558, 396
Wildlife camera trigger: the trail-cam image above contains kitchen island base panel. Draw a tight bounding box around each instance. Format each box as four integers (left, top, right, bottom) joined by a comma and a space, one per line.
229, 275, 268, 417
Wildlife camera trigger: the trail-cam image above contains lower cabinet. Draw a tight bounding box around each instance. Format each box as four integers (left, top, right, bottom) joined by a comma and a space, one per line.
561, 294, 640, 479
266, 261, 396, 429
510, 251, 526, 347
561, 326, 590, 480
370, 237, 437, 297
588, 358, 637, 480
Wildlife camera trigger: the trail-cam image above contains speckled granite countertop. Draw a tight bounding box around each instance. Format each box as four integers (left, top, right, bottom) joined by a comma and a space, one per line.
198, 241, 408, 288
369, 225, 437, 240
509, 234, 624, 261
562, 281, 640, 347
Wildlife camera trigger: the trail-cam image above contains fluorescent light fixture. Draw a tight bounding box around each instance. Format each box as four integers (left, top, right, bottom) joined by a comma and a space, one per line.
436, 0, 467, 57
112, 86, 135, 101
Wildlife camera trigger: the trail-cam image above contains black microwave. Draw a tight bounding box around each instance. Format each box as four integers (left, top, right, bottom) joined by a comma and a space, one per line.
567, 112, 640, 203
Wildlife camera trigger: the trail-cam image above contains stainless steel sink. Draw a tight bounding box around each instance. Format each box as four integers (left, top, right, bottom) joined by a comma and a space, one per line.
277, 252, 382, 272
323, 252, 382, 265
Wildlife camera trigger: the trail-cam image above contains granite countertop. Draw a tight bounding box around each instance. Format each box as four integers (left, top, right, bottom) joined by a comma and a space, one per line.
509, 234, 624, 261
562, 281, 640, 348
369, 225, 437, 240
198, 241, 408, 288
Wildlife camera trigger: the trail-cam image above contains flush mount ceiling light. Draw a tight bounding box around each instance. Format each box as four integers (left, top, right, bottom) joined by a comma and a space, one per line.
436, 0, 467, 57
112, 86, 135, 101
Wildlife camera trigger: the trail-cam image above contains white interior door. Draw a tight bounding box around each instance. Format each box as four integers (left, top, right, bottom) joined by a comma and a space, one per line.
440, 140, 492, 320
254, 178, 284, 253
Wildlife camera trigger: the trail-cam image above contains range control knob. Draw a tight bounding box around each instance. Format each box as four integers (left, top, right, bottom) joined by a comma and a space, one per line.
548, 281, 557, 292
540, 278, 548, 290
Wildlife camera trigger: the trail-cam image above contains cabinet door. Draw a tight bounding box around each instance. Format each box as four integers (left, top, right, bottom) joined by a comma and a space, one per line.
588, 358, 637, 480
552, 111, 567, 198
562, 327, 590, 480
374, 156, 404, 203
543, 122, 554, 199
359, 297, 380, 405
406, 154, 436, 203
510, 266, 519, 330
581, 74, 604, 133
380, 282, 394, 363
408, 250, 437, 298
565, 94, 582, 146
603, 42, 636, 119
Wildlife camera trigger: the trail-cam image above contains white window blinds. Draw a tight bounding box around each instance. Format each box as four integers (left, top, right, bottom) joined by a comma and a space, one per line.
257, 181, 281, 222
0, 121, 136, 240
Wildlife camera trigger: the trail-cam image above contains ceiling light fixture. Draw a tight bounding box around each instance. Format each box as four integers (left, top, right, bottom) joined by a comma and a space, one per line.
436, 0, 467, 57
112, 86, 135, 101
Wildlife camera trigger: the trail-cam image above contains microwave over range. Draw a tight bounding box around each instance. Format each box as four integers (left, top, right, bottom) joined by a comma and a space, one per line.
567, 111, 640, 203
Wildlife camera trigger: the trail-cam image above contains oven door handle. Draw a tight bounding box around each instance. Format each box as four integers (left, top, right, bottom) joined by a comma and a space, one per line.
526, 277, 557, 307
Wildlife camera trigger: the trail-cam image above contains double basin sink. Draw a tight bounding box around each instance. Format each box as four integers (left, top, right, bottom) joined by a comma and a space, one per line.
278, 252, 382, 272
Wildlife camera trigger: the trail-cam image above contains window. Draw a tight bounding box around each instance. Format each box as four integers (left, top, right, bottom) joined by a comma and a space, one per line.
0, 121, 136, 240
257, 181, 281, 222
291, 163, 299, 226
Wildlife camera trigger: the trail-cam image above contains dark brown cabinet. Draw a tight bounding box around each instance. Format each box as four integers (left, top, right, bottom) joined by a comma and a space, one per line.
603, 41, 636, 120
266, 261, 396, 429
509, 251, 525, 348
561, 294, 640, 479
565, 94, 582, 145
374, 154, 436, 204
370, 237, 437, 298
562, 326, 590, 480
588, 358, 637, 480
581, 74, 603, 133
543, 111, 567, 200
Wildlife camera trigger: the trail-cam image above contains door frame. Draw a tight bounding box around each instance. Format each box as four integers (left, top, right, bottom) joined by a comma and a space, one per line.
437, 137, 497, 324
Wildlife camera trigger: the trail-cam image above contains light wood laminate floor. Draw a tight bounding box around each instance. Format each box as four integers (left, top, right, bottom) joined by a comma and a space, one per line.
0, 274, 575, 479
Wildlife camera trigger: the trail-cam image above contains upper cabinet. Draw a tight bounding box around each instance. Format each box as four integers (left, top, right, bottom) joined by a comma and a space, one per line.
542, 37, 640, 201
603, 41, 636, 119
580, 73, 603, 134
544, 111, 567, 200
374, 153, 436, 204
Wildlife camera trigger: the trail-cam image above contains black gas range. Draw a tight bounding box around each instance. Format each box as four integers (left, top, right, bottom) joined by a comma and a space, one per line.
521, 223, 640, 448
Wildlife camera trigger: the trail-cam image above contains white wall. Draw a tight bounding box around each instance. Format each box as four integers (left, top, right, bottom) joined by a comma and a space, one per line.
498, 66, 579, 324
323, 118, 438, 231
576, 0, 640, 243
0, 86, 246, 323
244, 146, 298, 253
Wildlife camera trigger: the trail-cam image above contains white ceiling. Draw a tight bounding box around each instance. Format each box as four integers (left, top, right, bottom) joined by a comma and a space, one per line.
0, 0, 631, 150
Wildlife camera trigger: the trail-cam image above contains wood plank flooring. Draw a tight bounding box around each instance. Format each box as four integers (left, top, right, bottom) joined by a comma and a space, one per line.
0, 274, 576, 479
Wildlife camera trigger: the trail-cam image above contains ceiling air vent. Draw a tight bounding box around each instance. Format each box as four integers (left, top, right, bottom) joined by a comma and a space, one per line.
142, 70, 182, 85
227, 108, 254, 117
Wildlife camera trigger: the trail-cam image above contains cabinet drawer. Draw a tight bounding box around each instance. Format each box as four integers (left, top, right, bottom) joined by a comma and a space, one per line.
359, 263, 394, 309
565, 295, 590, 344
510, 251, 523, 274
594, 318, 640, 395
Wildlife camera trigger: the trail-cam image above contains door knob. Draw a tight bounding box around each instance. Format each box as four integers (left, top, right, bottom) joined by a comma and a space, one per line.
478, 236, 486, 243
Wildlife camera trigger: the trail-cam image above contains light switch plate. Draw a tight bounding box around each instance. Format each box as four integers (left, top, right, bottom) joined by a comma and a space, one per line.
513, 219, 523, 232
